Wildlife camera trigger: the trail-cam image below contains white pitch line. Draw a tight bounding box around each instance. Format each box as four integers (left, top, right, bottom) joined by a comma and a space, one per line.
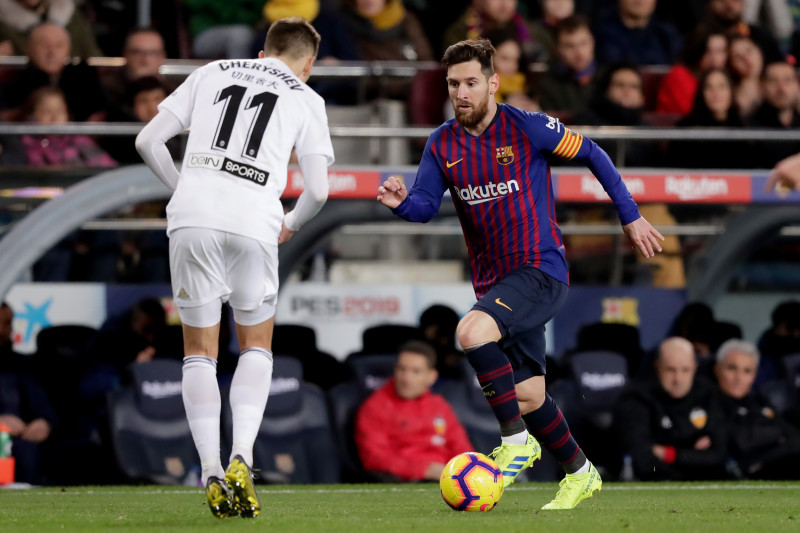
3, 484, 797, 497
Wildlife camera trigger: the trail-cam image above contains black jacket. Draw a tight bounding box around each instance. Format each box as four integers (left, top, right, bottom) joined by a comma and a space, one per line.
0, 344, 57, 429
720, 391, 800, 475
614, 377, 728, 480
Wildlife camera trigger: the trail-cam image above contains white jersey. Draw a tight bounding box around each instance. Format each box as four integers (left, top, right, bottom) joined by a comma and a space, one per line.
158, 57, 334, 244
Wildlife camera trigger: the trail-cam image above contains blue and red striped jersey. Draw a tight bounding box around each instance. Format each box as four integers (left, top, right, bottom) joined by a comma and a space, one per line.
393, 104, 641, 298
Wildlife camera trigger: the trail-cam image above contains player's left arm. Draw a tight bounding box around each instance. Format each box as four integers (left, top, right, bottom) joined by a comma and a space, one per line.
281, 98, 336, 243
523, 112, 665, 258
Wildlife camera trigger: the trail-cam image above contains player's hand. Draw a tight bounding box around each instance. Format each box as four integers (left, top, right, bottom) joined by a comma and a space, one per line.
20, 418, 51, 443
278, 220, 294, 244
377, 175, 408, 209
424, 462, 445, 480
0, 414, 26, 436
623, 216, 665, 258
766, 153, 800, 192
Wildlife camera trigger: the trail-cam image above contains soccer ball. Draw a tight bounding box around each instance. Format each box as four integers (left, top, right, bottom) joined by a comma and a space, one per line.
440, 452, 504, 512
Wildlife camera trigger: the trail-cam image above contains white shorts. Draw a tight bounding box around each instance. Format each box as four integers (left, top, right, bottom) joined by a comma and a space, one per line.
169, 227, 278, 328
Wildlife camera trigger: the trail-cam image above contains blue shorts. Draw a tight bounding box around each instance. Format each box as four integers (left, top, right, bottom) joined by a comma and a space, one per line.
472, 266, 568, 382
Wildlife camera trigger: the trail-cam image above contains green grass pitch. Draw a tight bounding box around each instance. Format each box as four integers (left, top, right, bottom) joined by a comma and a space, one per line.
1, 482, 798, 533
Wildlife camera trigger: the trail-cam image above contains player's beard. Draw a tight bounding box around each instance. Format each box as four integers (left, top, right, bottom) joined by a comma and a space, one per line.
453, 92, 490, 129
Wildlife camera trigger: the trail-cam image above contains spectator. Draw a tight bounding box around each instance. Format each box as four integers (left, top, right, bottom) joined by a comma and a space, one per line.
669, 68, 753, 169
538, 14, 598, 113
614, 337, 728, 480
340, 0, 433, 62
0, 302, 57, 485
755, 300, 800, 384
355, 341, 473, 481
86, 298, 172, 380
728, 34, 764, 118
594, 0, 682, 66
749, 61, 800, 168
261, 1, 360, 62
573, 63, 658, 166
705, 0, 783, 62
529, 0, 574, 62
20, 87, 116, 167
656, 24, 728, 116
0, 0, 102, 57
184, 0, 262, 59
101, 76, 178, 164
419, 304, 465, 382
0, 118, 27, 165
743, 0, 793, 51
0, 23, 107, 121
715, 339, 800, 478
485, 28, 540, 111
654, 0, 710, 35
103, 28, 169, 113
443, 0, 540, 60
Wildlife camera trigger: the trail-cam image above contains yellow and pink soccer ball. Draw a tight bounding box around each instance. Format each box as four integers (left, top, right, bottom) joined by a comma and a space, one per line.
440, 452, 504, 512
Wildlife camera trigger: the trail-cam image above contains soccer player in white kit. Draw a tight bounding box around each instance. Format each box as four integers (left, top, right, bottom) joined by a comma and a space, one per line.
135, 18, 333, 518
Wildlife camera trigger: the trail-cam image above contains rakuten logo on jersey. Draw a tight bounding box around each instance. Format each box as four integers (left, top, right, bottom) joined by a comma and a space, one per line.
664, 175, 729, 201
581, 175, 646, 200
455, 179, 520, 205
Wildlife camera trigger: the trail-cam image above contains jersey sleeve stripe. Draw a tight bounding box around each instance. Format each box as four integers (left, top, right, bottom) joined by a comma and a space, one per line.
554, 132, 576, 158
565, 133, 583, 159
553, 132, 571, 157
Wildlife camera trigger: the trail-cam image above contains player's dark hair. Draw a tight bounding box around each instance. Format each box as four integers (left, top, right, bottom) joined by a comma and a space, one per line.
441, 39, 496, 79
264, 17, 321, 59
554, 13, 592, 43
397, 340, 438, 369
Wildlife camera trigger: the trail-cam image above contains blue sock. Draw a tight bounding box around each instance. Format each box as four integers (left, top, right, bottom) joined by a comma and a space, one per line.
466, 342, 524, 436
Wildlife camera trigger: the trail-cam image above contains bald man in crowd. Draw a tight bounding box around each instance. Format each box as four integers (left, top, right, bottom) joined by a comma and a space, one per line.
614, 337, 728, 480
0, 23, 106, 121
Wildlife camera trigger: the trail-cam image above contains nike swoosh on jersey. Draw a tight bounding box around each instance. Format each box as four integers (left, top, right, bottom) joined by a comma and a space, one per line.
446, 158, 463, 168
495, 298, 512, 311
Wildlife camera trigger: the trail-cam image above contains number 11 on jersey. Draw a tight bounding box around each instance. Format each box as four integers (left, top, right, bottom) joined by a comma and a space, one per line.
212, 84, 279, 160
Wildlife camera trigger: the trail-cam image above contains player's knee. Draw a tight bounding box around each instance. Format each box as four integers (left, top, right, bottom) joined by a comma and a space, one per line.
456, 312, 500, 349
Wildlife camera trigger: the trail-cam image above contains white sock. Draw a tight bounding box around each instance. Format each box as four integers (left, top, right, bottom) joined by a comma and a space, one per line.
573, 461, 591, 475
501, 429, 529, 446
182, 355, 224, 485
229, 347, 273, 467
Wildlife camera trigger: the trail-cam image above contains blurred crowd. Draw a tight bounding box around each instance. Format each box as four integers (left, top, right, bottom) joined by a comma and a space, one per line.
2, 297, 800, 485
1, 0, 800, 169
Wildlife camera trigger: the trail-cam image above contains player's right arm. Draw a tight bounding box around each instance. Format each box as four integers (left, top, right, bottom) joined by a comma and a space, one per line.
135, 109, 184, 190
377, 133, 448, 223
136, 67, 205, 190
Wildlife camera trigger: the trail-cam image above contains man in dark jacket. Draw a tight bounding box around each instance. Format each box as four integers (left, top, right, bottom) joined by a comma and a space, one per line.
749, 61, 800, 169
614, 337, 728, 480
715, 339, 800, 479
594, 0, 682, 66
0, 302, 57, 485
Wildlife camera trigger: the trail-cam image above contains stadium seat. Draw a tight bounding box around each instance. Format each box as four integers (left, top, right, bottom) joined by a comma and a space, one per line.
108, 360, 198, 484
549, 350, 629, 479
272, 324, 352, 390
350, 323, 422, 357
574, 322, 643, 376
221, 356, 340, 484
438, 361, 558, 482
327, 354, 397, 481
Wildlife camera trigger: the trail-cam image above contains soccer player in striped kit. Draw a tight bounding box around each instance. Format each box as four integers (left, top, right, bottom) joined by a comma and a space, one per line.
378, 39, 664, 509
